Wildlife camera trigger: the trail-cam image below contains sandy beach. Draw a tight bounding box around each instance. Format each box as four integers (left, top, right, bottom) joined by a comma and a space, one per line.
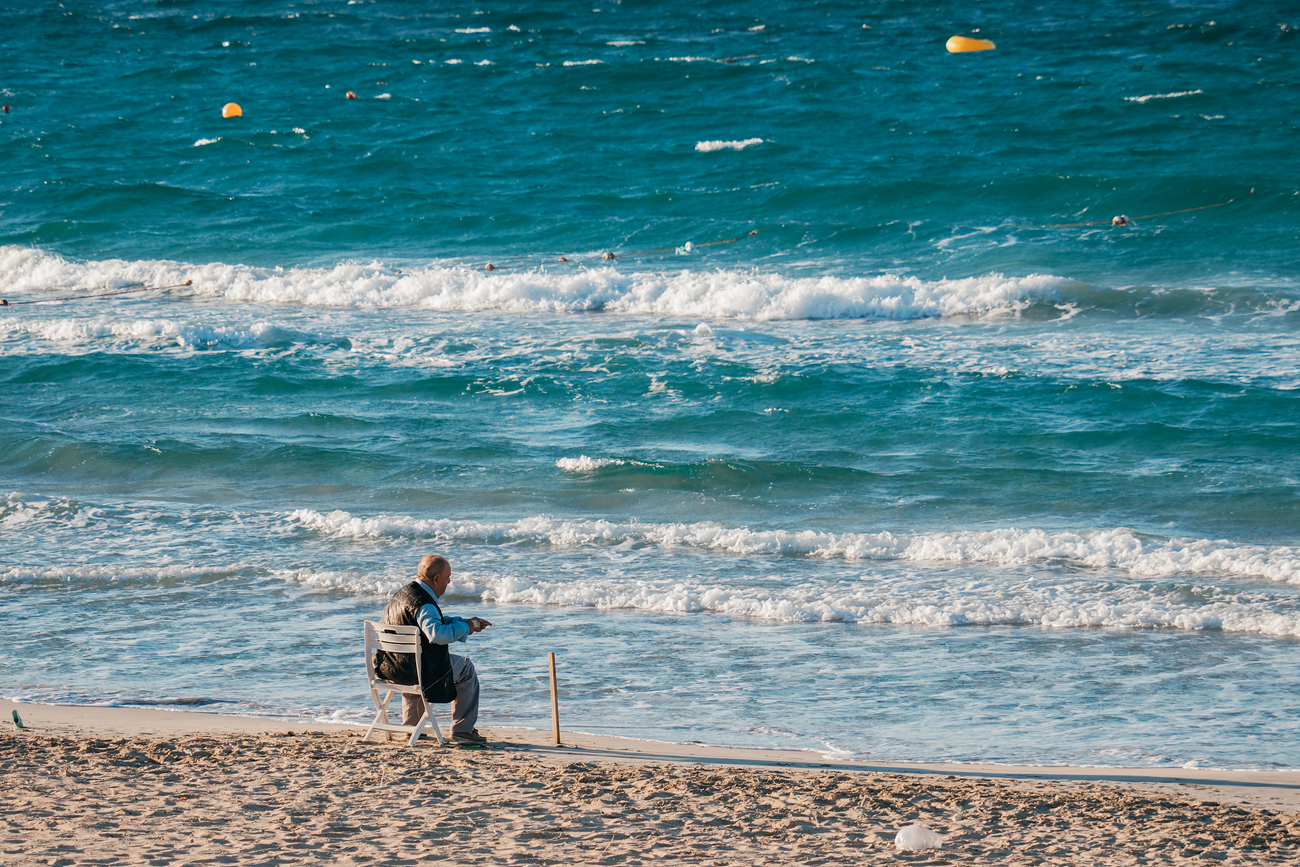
3, 700, 1298, 865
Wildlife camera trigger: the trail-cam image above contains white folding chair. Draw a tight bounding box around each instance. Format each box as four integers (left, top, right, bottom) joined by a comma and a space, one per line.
362, 620, 447, 747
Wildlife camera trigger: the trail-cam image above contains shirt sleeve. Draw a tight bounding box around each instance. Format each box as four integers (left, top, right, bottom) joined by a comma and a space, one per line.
416, 604, 469, 645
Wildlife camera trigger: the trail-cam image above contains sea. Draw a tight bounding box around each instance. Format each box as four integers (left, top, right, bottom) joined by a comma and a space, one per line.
3, 0, 1298, 771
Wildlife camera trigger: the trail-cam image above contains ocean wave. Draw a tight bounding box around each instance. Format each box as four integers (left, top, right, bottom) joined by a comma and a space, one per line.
1124, 90, 1203, 103
2, 493, 100, 531
274, 568, 396, 597
695, 138, 764, 152
0, 246, 195, 298
270, 548, 1300, 637
0, 561, 208, 585
288, 510, 1300, 585
8, 493, 1297, 637
7, 552, 1295, 637
0, 247, 1067, 321
0, 312, 342, 351
451, 572, 1300, 637
555, 456, 628, 472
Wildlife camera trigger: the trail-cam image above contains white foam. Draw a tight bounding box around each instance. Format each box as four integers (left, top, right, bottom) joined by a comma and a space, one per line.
289, 510, 1300, 586
695, 138, 763, 152
1125, 90, 1203, 103
279, 554, 1300, 638
8, 495, 1299, 636
274, 568, 396, 597
0, 246, 1068, 322
455, 27, 490, 33
16, 539, 1298, 637
555, 456, 627, 472
563, 59, 604, 66
193, 138, 219, 147
1, 561, 206, 585
0, 313, 319, 351
2, 493, 89, 530
0, 247, 194, 297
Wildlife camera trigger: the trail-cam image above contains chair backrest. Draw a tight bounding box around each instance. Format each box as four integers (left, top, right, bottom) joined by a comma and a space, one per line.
363, 620, 423, 687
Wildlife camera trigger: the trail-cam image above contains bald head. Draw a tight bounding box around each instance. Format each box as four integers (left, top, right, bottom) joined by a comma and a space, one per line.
418, 555, 450, 583
417, 554, 453, 597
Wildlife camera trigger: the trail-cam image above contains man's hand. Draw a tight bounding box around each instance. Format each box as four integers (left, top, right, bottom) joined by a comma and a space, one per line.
467, 617, 493, 634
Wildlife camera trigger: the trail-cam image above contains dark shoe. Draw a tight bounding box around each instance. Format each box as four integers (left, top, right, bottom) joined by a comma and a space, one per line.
451, 729, 487, 744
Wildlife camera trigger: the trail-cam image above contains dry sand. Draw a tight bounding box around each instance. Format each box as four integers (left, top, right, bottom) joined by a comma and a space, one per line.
3, 699, 1298, 865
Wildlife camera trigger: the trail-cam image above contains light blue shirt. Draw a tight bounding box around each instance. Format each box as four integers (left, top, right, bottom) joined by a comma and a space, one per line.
415, 579, 469, 645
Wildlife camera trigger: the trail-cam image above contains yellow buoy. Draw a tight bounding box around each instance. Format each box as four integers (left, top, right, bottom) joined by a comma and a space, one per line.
946, 35, 996, 53
222, 102, 242, 118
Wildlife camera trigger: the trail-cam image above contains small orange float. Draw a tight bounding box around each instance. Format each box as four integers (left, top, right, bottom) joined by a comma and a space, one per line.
221, 102, 242, 118
946, 35, 996, 53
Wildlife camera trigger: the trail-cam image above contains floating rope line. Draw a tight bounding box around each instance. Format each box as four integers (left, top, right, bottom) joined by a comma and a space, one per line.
1, 280, 193, 307
484, 230, 759, 269
604, 229, 759, 261
1043, 198, 1239, 228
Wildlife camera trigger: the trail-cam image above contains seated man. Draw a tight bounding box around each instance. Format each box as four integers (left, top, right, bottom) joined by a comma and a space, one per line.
374, 554, 492, 744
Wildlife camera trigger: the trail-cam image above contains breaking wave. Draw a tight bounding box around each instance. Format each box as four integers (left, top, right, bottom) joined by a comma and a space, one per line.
289, 510, 1300, 586
0, 246, 1065, 321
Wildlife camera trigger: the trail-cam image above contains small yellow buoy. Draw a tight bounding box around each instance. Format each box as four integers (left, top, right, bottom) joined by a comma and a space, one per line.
946, 35, 996, 53
222, 102, 242, 118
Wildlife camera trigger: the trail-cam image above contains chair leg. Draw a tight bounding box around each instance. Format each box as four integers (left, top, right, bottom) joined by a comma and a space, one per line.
429, 708, 447, 747
363, 712, 380, 743
363, 683, 442, 748
408, 715, 429, 747
406, 706, 449, 747
364, 688, 399, 743
364, 690, 386, 743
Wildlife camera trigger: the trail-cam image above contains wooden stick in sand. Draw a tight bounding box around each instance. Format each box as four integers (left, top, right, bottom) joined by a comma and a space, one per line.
549, 651, 561, 745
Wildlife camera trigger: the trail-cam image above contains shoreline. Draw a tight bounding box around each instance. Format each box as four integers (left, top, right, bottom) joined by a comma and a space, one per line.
7, 699, 1299, 813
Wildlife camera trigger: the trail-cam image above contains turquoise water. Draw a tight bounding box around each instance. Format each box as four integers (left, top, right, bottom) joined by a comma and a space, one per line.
2, 1, 1299, 768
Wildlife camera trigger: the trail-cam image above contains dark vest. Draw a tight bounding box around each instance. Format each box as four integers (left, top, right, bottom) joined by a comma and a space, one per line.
374, 581, 457, 703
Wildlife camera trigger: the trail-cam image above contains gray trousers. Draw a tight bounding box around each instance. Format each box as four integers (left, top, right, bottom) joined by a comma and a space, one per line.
402, 652, 479, 734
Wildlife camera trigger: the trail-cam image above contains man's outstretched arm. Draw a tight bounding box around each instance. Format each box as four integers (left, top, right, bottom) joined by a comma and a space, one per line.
416, 606, 469, 644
